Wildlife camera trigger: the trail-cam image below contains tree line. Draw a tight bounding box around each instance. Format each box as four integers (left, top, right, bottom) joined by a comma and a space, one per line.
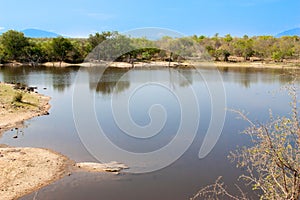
0, 30, 300, 65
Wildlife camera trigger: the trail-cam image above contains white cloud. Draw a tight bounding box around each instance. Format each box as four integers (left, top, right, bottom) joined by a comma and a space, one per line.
0, 27, 5, 30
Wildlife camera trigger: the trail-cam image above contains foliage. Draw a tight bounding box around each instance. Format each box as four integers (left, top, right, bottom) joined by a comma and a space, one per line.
50, 37, 73, 63
0, 30, 300, 63
86, 33, 133, 62
12, 92, 23, 103
0, 30, 30, 61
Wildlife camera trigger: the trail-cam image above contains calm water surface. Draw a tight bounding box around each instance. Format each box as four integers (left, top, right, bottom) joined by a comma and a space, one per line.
0, 66, 297, 200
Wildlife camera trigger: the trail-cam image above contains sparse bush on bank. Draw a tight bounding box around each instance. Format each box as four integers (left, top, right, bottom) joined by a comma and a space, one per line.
12, 92, 23, 103
192, 84, 300, 200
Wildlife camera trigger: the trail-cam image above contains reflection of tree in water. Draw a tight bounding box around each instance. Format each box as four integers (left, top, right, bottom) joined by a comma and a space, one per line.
218, 67, 300, 88
0, 66, 30, 84
278, 71, 300, 84
162, 68, 194, 90
51, 74, 72, 92
177, 68, 193, 87
0, 65, 79, 92
47, 67, 79, 92
97, 80, 130, 95
87, 67, 130, 95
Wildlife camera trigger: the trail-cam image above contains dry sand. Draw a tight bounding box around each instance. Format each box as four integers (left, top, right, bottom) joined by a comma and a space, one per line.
0, 83, 71, 200
0, 147, 72, 200
3, 60, 300, 69
0, 83, 128, 199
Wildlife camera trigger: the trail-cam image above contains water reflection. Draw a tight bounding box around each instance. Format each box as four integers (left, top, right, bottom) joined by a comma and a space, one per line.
87, 67, 131, 95
0, 65, 79, 92
84, 67, 195, 96
87, 66, 299, 96
218, 67, 300, 88
0, 65, 299, 200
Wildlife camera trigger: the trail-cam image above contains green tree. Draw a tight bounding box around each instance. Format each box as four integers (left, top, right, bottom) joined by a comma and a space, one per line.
87, 31, 118, 50
86, 33, 132, 62
272, 51, 284, 62
0, 30, 29, 61
224, 34, 233, 43
69, 39, 88, 63
24, 43, 44, 65
51, 37, 73, 65
252, 36, 276, 58
234, 38, 254, 60
0, 42, 4, 63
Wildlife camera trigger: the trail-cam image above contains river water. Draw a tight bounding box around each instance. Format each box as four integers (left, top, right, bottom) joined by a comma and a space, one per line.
0, 65, 297, 200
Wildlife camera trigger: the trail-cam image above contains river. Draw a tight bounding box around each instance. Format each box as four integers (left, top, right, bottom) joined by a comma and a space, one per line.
0, 65, 297, 199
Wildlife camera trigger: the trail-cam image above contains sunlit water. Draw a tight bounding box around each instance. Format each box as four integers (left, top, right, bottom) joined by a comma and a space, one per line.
0, 65, 297, 200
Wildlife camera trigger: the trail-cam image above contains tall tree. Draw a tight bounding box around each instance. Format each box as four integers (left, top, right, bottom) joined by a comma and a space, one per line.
51, 37, 73, 65
0, 30, 29, 61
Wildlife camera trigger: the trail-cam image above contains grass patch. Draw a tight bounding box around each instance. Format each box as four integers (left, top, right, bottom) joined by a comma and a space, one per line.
13, 92, 23, 103
0, 83, 39, 110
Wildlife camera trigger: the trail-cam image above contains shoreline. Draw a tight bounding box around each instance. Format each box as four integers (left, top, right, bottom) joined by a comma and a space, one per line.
0, 83, 128, 199
1, 60, 300, 69
0, 83, 51, 136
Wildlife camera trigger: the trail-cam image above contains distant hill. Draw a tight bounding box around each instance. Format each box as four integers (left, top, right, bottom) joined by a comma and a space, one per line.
21, 28, 60, 38
276, 28, 300, 37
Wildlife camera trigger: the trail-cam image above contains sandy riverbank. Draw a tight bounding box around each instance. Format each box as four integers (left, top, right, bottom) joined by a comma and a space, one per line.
2, 60, 300, 69
0, 147, 72, 200
0, 146, 129, 200
0, 83, 70, 199
0, 83, 128, 199
210, 61, 300, 69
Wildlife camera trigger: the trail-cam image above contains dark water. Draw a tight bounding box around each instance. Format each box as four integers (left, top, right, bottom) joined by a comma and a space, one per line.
0, 66, 297, 200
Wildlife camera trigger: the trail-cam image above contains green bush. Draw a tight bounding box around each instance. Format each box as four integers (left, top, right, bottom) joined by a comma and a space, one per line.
13, 92, 23, 103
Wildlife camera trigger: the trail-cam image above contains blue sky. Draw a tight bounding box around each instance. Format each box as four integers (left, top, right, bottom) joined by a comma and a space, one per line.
0, 0, 299, 37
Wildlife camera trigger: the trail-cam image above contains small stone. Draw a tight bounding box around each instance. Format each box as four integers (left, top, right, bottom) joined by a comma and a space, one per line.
13, 135, 18, 139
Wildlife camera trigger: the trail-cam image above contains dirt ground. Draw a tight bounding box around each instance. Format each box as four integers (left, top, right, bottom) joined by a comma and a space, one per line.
0, 147, 72, 200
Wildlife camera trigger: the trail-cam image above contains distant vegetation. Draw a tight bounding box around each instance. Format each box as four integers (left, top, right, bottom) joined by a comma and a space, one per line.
0, 30, 300, 65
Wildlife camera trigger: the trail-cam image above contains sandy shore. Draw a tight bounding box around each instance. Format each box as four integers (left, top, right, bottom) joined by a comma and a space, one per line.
0, 83, 128, 199
38, 61, 300, 69
2, 60, 300, 69
41, 61, 188, 68
209, 61, 300, 69
0, 83, 69, 200
0, 147, 72, 200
